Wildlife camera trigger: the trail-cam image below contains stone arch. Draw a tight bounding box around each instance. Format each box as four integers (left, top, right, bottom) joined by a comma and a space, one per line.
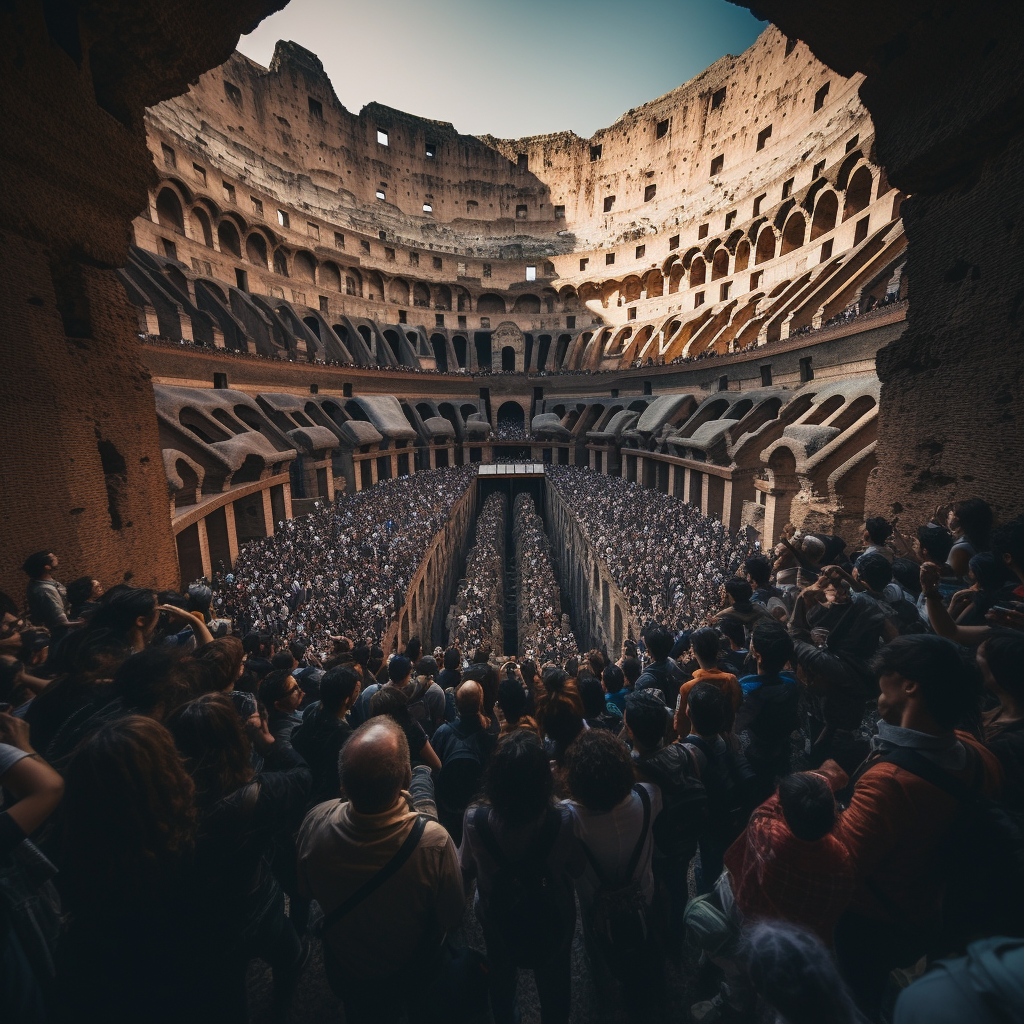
272, 248, 288, 277
755, 227, 777, 265
245, 231, 269, 267
478, 293, 506, 315
435, 284, 452, 310
320, 260, 341, 291
294, 250, 317, 284
559, 285, 579, 307
668, 263, 685, 293
189, 205, 213, 247
366, 271, 384, 302
430, 334, 448, 371
156, 186, 185, 234
217, 219, 241, 257
810, 191, 839, 240
711, 247, 730, 280
389, 278, 410, 305
780, 211, 806, 254
689, 257, 706, 288
512, 293, 541, 313
836, 151, 864, 191
412, 282, 430, 307
643, 269, 664, 298
734, 239, 751, 273
621, 276, 642, 303
843, 166, 873, 221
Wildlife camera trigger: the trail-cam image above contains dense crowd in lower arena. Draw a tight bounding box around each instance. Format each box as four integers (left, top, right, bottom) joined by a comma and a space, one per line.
547, 466, 753, 631
513, 494, 577, 662
447, 492, 506, 656
3, 468, 1024, 1024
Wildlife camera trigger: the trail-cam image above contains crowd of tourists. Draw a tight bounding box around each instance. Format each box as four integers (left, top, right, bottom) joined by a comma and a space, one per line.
3, 479, 1024, 1024
513, 494, 578, 662
547, 466, 753, 631
208, 466, 475, 653
447, 493, 506, 656
492, 418, 531, 441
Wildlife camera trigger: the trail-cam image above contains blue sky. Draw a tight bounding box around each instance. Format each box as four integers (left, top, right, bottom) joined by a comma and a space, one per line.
238, 0, 767, 138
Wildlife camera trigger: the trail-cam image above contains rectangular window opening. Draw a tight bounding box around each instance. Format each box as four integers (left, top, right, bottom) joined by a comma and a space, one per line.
398, 309, 407, 324
377, 128, 389, 146
360, 239, 370, 255
277, 209, 289, 228
385, 247, 395, 261
799, 356, 814, 382
760, 364, 773, 387
846, 134, 860, 153
710, 154, 724, 176
694, 291, 705, 308
750, 270, 763, 290
526, 265, 537, 281
516, 204, 528, 219
554, 204, 565, 219
425, 142, 436, 158
307, 221, 320, 240
409, 251, 419, 266
435, 313, 444, 327
566, 315, 575, 328
224, 82, 242, 106
782, 177, 794, 199
234, 268, 248, 291
853, 215, 870, 245
698, 222, 709, 239
517, 153, 528, 170
820, 239, 834, 262
656, 118, 670, 139
725, 210, 737, 230
814, 82, 830, 112
483, 262, 492, 277
605, 253, 615, 266
757, 125, 772, 151
603, 195, 615, 212
635, 244, 646, 259
192, 163, 206, 183
319, 295, 329, 313
720, 281, 731, 301
432, 256, 443, 270
334, 231, 345, 249
753, 192, 766, 216
160, 143, 175, 167
644, 183, 657, 202
813, 159, 826, 179
579, 257, 589, 271
669, 234, 680, 250
590, 143, 602, 161
628, 307, 637, 320
308, 96, 323, 119
711, 86, 727, 110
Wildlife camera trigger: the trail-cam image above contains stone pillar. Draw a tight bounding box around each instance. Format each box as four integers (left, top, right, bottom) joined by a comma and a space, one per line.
683, 467, 692, 504
353, 461, 363, 492
325, 463, 336, 502
390, 453, 399, 480
701, 473, 711, 516
589, 448, 596, 470
262, 488, 274, 537
636, 456, 644, 487
223, 500, 239, 565
283, 482, 293, 519
370, 458, 379, 486
668, 464, 676, 497
197, 517, 213, 579
428, 447, 436, 469
447, 444, 455, 467
722, 478, 734, 532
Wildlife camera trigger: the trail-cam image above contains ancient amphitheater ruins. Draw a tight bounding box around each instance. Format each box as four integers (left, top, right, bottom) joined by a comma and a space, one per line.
2, 1, 1021, 636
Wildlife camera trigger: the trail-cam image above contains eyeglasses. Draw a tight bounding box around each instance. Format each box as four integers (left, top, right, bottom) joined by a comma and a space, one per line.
285, 684, 304, 697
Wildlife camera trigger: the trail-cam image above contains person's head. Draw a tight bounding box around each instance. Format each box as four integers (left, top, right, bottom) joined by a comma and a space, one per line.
687, 682, 729, 737
624, 689, 669, 752
415, 655, 438, 679
977, 630, 1024, 703
968, 551, 1008, 592
19, 628, 50, 665
916, 524, 954, 565
443, 646, 461, 672
271, 650, 297, 672
691, 627, 722, 669
741, 920, 867, 1024
485, 730, 552, 827
750, 620, 794, 674
22, 550, 56, 579
538, 691, 584, 760
620, 656, 642, 687
167, 693, 252, 807
339, 718, 411, 813
113, 646, 198, 720
403, 637, 422, 663
951, 499, 993, 549
243, 631, 270, 657
319, 665, 361, 717
799, 535, 826, 566
472, 646, 491, 665
541, 665, 569, 694
194, 636, 245, 692
68, 576, 102, 609
496, 675, 528, 723
564, 729, 635, 813
862, 516, 893, 546
369, 684, 411, 726
644, 625, 675, 662
778, 773, 836, 843
891, 557, 922, 597
579, 675, 608, 720
287, 640, 307, 664
716, 615, 746, 651
260, 668, 303, 715
519, 658, 540, 686
587, 650, 607, 678
993, 515, 1024, 580
853, 551, 893, 593
603, 663, 625, 694
744, 554, 772, 589
872, 635, 979, 732
456, 679, 483, 718
387, 654, 412, 686
89, 587, 159, 646
724, 577, 754, 608
186, 583, 213, 620
60, 716, 196, 907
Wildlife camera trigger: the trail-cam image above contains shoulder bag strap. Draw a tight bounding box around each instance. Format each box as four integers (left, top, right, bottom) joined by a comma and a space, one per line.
321, 816, 427, 934
623, 784, 652, 883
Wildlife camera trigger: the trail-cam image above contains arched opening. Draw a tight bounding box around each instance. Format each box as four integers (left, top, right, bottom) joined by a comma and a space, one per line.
513, 293, 540, 314
474, 332, 492, 370
389, 278, 410, 305
413, 282, 430, 307
430, 333, 448, 372
555, 334, 571, 367
294, 251, 317, 284
843, 166, 873, 221
711, 248, 729, 280
384, 329, 402, 362
689, 257, 706, 288
501, 346, 515, 371
366, 272, 384, 302
156, 188, 185, 234
536, 334, 552, 370
189, 206, 213, 247
644, 270, 664, 298
780, 212, 806, 254
217, 220, 241, 257
621, 277, 642, 303
496, 402, 525, 442
435, 285, 452, 310
755, 228, 776, 265
810, 192, 839, 240
477, 293, 506, 315
734, 239, 751, 273
668, 264, 684, 293
320, 261, 341, 291
246, 232, 268, 267
273, 248, 289, 277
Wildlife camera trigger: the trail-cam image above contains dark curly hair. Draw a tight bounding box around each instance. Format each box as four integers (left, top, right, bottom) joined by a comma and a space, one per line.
564, 729, 635, 813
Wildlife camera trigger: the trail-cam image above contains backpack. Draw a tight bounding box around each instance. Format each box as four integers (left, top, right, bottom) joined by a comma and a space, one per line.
582, 785, 655, 968
473, 806, 576, 969
876, 745, 1024, 951
638, 744, 709, 860
685, 735, 756, 845
435, 727, 484, 817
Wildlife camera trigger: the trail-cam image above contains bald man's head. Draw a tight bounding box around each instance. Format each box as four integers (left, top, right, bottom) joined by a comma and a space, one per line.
456, 679, 483, 717
339, 718, 411, 813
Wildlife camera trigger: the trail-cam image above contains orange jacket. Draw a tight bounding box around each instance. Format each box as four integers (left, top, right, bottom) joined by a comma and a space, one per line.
674, 668, 742, 736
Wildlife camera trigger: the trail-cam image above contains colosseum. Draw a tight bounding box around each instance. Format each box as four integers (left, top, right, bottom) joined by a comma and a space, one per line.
2, 0, 1024, 1018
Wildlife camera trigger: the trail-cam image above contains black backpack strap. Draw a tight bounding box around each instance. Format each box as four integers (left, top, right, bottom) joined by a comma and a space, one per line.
624, 784, 652, 883
321, 816, 427, 934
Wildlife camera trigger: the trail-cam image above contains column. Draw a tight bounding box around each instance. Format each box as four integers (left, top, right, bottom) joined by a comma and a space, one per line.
325, 463, 336, 502
262, 488, 275, 536
683, 466, 692, 504
589, 448, 596, 470
668, 464, 676, 497
721, 478, 734, 532
636, 456, 644, 487
701, 473, 711, 516
447, 444, 455, 467
197, 517, 213, 579
223, 500, 239, 565
283, 482, 293, 519
390, 453, 399, 480
370, 458, 379, 486
353, 461, 363, 493
428, 446, 437, 469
